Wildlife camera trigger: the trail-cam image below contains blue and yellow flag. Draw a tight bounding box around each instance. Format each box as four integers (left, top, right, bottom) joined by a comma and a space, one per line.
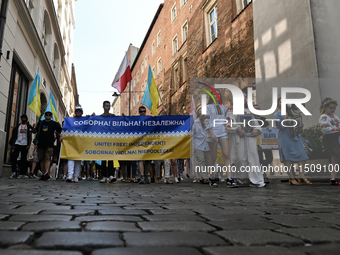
27, 68, 41, 117
141, 65, 159, 115
41, 88, 59, 122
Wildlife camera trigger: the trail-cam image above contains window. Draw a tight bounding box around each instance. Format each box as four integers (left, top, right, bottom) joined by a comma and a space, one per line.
157, 58, 162, 74
236, 0, 252, 15
182, 54, 188, 83
152, 41, 156, 56
172, 35, 178, 55
158, 83, 163, 106
208, 5, 218, 43
171, 3, 177, 23
182, 21, 188, 43
157, 30, 161, 47
141, 62, 145, 74
181, 0, 188, 8
144, 56, 148, 70
152, 66, 156, 77
143, 79, 147, 90
137, 72, 140, 83
172, 63, 179, 92
203, 1, 218, 46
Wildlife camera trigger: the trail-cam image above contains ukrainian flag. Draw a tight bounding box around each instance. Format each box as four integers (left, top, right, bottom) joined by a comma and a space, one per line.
41, 88, 59, 122
141, 65, 159, 115
27, 68, 41, 117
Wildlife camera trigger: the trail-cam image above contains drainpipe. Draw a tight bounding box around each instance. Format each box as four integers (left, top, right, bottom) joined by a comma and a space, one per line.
0, 0, 9, 67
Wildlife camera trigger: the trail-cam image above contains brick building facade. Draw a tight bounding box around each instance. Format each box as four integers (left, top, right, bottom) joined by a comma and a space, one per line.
122, 0, 255, 116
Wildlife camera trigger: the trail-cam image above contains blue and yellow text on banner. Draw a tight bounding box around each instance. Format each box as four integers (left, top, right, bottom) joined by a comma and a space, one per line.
61, 115, 191, 160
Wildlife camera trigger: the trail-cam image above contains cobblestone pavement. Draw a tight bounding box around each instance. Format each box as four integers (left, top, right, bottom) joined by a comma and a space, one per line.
0, 178, 339, 255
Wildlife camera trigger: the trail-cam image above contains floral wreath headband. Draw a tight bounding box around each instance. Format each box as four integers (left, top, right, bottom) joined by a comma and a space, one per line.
321, 99, 338, 114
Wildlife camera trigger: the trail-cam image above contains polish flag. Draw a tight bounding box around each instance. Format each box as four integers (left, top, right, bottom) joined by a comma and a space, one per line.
190, 96, 197, 120
111, 52, 132, 93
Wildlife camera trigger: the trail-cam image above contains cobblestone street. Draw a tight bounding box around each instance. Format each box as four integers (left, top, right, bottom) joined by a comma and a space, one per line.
0, 178, 339, 255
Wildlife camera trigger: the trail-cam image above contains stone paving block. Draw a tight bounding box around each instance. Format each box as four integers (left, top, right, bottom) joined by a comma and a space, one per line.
308, 212, 340, 220
298, 243, 340, 255
20, 205, 71, 210
201, 214, 263, 222
75, 215, 143, 222
0, 221, 24, 230
92, 247, 203, 255
216, 230, 304, 246
269, 218, 333, 228
124, 232, 227, 247
0, 208, 42, 215
22, 221, 81, 232
163, 204, 208, 210
8, 215, 72, 222
0, 205, 17, 209
0, 250, 82, 255
203, 246, 305, 255
0, 231, 33, 246
209, 220, 279, 230
149, 209, 196, 215
299, 207, 338, 213
98, 209, 148, 215
255, 207, 310, 215
123, 206, 164, 210
73, 205, 124, 210
202, 207, 263, 215
263, 214, 312, 221
36, 232, 124, 248
276, 228, 340, 243
0, 214, 8, 220
138, 221, 216, 232
40, 209, 95, 215
143, 215, 204, 222
85, 222, 140, 232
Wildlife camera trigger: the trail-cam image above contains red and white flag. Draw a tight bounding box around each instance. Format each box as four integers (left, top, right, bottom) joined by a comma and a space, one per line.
190, 96, 197, 120
111, 52, 132, 93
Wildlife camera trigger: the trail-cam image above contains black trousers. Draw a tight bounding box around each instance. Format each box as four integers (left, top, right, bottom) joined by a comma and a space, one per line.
258, 149, 274, 166
101, 160, 114, 178
11, 145, 28, 175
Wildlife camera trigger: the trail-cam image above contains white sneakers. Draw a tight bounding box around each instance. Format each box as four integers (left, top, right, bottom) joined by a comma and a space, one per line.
99, 177, 107, 183
108, 176, 116, 183
18, 175, 29, 179
250, 182, 266, 188
10, 172, 17, 178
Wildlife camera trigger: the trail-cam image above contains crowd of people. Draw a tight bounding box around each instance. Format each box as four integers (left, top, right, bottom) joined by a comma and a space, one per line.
9, 95, 340, 187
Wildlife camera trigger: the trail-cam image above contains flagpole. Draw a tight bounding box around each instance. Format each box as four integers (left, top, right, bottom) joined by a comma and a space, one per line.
34, 77, 38, 121
56, 104, 67, 178
131, 80, 138, 115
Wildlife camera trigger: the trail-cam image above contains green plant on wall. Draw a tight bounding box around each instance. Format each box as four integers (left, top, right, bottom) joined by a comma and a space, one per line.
300, 124, 326, 158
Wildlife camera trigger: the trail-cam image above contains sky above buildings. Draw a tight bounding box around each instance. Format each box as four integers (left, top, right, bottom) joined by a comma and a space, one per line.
73, 0, 164, 115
